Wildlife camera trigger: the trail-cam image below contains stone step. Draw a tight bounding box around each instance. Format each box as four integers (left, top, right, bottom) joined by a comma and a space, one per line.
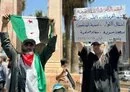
45, 67, 62, 73
45, 62, 61, 68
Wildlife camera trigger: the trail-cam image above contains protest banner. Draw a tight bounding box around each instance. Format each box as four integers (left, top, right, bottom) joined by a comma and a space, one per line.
74, 19, 127, 42
74, 5, 126, 20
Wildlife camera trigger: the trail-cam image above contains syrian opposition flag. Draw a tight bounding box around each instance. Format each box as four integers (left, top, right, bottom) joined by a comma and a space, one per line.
10, 15, 53, 44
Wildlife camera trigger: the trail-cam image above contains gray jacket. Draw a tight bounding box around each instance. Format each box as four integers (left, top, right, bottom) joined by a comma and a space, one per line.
0, 32, 57, 92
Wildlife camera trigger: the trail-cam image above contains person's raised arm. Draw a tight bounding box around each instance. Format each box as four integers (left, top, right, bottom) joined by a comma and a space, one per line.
108, 41, 123, 70
115, 41, 123, 52
77, 42, 89, 64
0, 15, 17, 60
56, 69, 66, 82
39, 19, 57, 67
76, 42, 84, 52
50, 19, 57, 36
1, 15, 10, 32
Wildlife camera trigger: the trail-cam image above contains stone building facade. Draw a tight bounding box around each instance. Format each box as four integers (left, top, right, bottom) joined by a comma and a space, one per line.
46, 0, 63, 73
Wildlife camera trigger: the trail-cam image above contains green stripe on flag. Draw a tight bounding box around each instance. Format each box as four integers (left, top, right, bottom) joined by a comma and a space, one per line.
49, 23, 54, 39
10, 15, 27, 42
34, 54, 46, 92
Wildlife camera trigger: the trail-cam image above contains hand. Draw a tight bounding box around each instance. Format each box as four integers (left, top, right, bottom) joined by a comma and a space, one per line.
61, 69, 67, 75
115, 41, 123, 52
49, 19, 56, 36
2, 14, 10, 26
49, 19, 55, 25
76, 42, 84, 52
58, 77, 66, 82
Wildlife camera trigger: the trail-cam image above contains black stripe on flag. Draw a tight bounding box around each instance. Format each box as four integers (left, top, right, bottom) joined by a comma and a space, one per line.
37, 17, 49, 43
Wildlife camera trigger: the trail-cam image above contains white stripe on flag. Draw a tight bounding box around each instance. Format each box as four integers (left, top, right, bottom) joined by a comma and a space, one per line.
22, 16, 40, 44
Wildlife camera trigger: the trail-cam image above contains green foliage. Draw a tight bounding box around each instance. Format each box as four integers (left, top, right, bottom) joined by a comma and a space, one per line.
34, 10, 43, 17
62, 0, 94, 18
22, 0, 26, 11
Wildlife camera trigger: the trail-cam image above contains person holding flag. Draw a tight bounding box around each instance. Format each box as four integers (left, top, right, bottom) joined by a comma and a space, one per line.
0, 15, 57, 92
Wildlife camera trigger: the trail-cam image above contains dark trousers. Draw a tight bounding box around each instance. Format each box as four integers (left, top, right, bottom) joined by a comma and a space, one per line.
0, 81, 5, 92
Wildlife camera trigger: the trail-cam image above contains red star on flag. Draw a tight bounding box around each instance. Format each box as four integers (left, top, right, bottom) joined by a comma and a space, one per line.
28, 19, 33, 23
30, 32, 34, 34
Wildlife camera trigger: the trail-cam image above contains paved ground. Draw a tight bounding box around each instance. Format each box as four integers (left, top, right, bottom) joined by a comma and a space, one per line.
120, 81, 130, 92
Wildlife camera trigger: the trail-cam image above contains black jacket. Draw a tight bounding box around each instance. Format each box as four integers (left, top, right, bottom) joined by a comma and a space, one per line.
78, 45, 121, 92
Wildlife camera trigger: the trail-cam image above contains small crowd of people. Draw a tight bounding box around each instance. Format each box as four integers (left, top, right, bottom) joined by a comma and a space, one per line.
0, 15, 123, 92
0, 55, 11, 92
